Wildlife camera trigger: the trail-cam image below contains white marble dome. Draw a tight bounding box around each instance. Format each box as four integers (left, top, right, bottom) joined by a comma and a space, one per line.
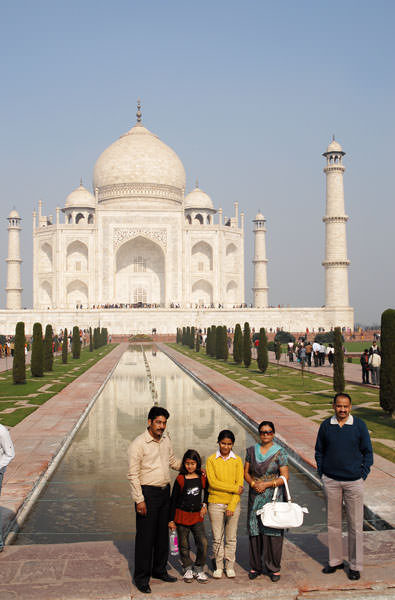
184, 185, 213, 209
93, 123, 186, 193
65, 183, 96, 208
254, 212, 265, 221
326, 139, 343, 153
8, 209, 21, 219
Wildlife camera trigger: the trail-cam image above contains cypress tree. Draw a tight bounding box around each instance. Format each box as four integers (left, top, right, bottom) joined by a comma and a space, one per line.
189, 327, 195, 349
243, 322, 251, 368
182, 327, 186, 345
72, 326, 81, 359
195, 330, 200, 352
94, 327, 99, 349
333, 327, 345, 393
275, 341, 282, 362
206, 327, 211, 355
89, 326, 93, 351
31, 322, 44, 377
257, 327, 269, 373
186, 326, 191, 347
62, 328, 68, 363
223, 326, 229, 361
216, 325, 223, 359
43, 324, 54, 372
13, 321, 26, 384
176, 328, 180, 344
233, 323, 242, 364
210, 325, 217, 357
380, 309, 395, 416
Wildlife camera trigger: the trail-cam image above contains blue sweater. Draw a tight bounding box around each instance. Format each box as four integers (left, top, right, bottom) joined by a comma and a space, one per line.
315, 416, 373, 481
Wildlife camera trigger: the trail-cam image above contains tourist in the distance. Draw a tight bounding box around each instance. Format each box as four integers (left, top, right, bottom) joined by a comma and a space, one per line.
360, 349, 370, 384
127, 406, 181, 594
206, 430, 244, 579
0, 423, 15, 552
168, 449, 209, 583
315, 393, 373, 581
244, 421, 288, 582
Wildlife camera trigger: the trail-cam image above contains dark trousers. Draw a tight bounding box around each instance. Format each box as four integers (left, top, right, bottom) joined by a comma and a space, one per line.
314, 352, 319, 367
249, 533, 284, 573
177, 521, 208, 571
362, 366, 369, 384
134, 484, 170, 587
306, 353, 312, 367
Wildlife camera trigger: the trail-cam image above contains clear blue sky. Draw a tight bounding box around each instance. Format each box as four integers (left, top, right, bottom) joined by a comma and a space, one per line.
1, 0, 394, 325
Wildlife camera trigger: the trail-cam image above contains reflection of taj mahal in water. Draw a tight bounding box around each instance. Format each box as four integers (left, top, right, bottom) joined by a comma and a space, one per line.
2, 104, 354, 334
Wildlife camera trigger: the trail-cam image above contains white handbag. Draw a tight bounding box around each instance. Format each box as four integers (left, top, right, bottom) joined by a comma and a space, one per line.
256, 476, 308, 529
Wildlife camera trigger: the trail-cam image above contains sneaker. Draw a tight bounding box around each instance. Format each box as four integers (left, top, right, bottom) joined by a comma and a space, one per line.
195, 571, 208, 583
226, 568, 236, 578
212, 568, 223, 578
183, 568, 194, 582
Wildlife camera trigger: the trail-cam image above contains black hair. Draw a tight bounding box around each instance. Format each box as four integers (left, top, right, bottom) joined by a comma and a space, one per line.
333, 392, 352, 404
179, 449, 202, 475
258, 420, 275, 434
217, 429, 235, 443
148, 406, 170, 421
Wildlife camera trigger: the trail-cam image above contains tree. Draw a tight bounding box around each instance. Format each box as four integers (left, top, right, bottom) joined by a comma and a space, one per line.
333, 326, 345, 393
182, 327, 186, 345
190, 327, 195, 350
94, 327, 100, 349
223, 326, 229, 361
380, 309, 395, 416
216, 326, 224, 359
102, 328, 108, 345
31, 322, 44, 377
233, 323, 242, 364
72, 326, 81, 359
13, 321, 26, 384
275, 341, 282, 362
210, 325, 217, 357
186, 326, 191, 347
195, 331, 200, 352
43, 324, 54, 372
243, 322, 251, 368
176, 328, 181, 344
206, 327, 211, 355
274, 331, 295, 344
257, 327, 268, 373
62, 328, 68, 364
89, 326, 93, 351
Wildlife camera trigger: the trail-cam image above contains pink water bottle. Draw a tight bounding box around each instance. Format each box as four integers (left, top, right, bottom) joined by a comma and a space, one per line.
169, 530, 179, 555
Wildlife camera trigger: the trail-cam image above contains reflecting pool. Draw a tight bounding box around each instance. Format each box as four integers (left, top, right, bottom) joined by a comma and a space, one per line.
15, 346, 326, 545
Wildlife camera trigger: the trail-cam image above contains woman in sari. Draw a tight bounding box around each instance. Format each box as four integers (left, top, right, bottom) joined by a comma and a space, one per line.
244, 421, 289, 582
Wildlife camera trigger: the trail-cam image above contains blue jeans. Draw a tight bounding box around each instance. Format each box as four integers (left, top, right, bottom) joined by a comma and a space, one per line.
0, 467, 6, 547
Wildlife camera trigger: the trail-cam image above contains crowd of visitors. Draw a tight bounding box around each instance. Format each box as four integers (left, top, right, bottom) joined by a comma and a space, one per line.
359, 342, 381, 386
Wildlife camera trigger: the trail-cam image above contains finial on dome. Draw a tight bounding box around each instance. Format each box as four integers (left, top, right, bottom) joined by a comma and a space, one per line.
136, 99, 142, 123
332, 134, 335, 141
80, 176, 83, 186
195, 179, 199, 189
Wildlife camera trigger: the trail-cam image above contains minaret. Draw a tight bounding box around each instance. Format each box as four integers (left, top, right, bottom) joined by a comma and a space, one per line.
322, 138, 350, 307
253, 212, 268, 307
6, 209, 23, 309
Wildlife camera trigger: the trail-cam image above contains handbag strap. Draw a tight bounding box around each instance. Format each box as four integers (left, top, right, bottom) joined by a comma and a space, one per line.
272, 475, 292, 502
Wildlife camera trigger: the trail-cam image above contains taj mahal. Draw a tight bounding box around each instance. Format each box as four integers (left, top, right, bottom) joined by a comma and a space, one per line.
1, 104, 354, 335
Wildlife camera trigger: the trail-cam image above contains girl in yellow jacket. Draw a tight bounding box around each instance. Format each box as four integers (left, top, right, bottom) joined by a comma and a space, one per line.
206, 429, 244, 579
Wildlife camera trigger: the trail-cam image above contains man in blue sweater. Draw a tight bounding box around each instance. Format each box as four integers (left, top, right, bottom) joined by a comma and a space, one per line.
315, 393, 373, 581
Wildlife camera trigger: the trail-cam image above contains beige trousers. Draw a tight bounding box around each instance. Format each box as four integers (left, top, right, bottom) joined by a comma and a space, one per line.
323, 474, 364, 571
208, 503, 241, 569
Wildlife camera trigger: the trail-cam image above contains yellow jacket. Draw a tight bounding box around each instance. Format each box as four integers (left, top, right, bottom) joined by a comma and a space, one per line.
206, 452, 244, 512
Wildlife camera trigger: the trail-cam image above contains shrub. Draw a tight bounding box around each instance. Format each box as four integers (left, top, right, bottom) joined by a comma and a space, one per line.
380, 308, 395, 416
43, 324, 54, 372
216, 325, 223, 359
274, 331, 295, 344
268, 341, 276, 352
190, 327, 195, 350
89, 327, 93, 351
233, 323, 242, 364
314, 331, 344, 344
223, 326, 229, 361
13, 321, 26, 384
31, 322, 44, 377
210, 325, 217, 357
72, 326, 81, 359
243, 322, 251, 368
62, 328, 68, 364
257, 327, 268, 373
94, 327, 100, 349
195, 331, 200, 352
347, 356, 353, 363
275, 341, 282, 361
333, 327, 345, 393
206, 327, 211, 355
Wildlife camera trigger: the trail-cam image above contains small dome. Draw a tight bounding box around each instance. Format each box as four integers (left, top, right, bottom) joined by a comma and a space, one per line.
254, 212, 265, 221
326, 139, 343, 153
8, 209, 20, 219
93, 123, 186, 194
65, 183, 96, 208
184, 185, 213, 210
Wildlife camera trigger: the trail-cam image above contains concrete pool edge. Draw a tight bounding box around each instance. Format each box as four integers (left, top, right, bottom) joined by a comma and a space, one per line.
159, 343, 394, 530
2, 343, 128, 545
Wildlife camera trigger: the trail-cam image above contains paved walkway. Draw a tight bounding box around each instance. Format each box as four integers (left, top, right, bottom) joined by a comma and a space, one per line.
0, 342, 394, 599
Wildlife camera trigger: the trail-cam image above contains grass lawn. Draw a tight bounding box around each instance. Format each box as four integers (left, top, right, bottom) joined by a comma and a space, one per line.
0, 344, 117, 427
168, 344, 394, 463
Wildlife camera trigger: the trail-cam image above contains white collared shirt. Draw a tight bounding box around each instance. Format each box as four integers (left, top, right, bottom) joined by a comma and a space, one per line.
0, 424, 15, 469
330, 414, 354, 426
215, 449, 236, 461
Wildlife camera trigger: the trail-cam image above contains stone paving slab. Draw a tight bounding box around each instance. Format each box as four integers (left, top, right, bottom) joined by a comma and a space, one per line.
161, 345, 394, 527
1, 344, 127, 541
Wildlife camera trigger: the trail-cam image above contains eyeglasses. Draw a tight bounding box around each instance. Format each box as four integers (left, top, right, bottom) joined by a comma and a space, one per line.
259, 430, 274, 435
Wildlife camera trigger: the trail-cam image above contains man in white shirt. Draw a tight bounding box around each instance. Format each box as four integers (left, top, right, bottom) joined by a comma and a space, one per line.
0, 423, 15, 551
